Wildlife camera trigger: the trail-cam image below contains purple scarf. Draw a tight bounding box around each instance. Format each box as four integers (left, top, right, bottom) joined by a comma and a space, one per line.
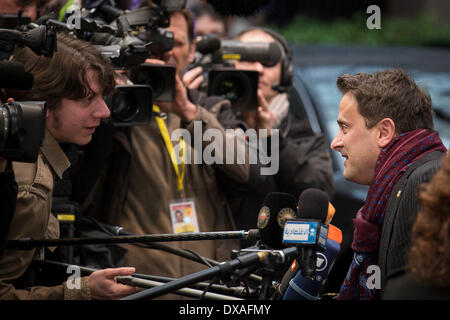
338, 129, 447, 300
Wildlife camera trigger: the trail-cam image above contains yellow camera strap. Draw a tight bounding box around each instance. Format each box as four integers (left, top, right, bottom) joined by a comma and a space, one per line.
58, 0, 75, 21
153, 105, 186, 191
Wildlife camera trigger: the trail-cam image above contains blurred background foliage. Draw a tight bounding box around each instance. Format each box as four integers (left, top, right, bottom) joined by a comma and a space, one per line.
269, 13, 450, 48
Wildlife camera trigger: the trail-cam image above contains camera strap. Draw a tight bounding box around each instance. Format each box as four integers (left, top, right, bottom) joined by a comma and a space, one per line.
153, 105, 186, 191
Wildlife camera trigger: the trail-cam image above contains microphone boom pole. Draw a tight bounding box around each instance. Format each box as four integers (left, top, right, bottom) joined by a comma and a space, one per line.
122, 251, 269, 300
122, 247, 299, 300
7, 230, 259, 250
116, 276, 243, 300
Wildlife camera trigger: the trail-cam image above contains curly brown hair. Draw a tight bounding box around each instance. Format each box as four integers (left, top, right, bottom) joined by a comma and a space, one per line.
407, 152, 450, 287
336, 68, 434, 134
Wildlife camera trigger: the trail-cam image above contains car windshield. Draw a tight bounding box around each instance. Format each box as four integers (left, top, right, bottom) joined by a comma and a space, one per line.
297, 65, 450, 149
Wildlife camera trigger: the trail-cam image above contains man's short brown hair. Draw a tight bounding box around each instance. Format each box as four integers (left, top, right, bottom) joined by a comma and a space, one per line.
337, 68, 434, 133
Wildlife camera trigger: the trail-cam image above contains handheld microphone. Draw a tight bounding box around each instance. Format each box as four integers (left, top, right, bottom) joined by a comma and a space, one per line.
283, 224, 342, 300
292, 188, 332, 278
256, 192, 296, 249
296, 188, 331, 223
277, 188, 341, 299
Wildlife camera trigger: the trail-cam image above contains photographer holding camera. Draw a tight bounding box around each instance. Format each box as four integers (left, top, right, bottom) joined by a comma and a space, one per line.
75, 3, 249, 297
0, 33, 138, 300
214, 27, 335, 245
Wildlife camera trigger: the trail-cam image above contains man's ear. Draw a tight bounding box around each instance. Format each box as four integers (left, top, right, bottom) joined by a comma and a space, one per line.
376, 118, 396, 148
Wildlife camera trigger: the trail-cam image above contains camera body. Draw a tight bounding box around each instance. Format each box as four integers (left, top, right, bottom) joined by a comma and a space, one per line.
0, 101, 46, 163
0, 20, 56, 163
129, 63, 176, 102
62, 2, 185, 126
105, 85, 153, 126
207, 67, 259, 112
192, 35, 282, 112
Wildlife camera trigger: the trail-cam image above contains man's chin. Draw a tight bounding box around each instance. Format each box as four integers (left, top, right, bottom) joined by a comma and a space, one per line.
343, 170, 372, 186
343, 169, 358, 184
75, 135, 92, 146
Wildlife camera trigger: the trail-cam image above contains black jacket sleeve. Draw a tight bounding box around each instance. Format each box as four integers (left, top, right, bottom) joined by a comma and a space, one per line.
0, 161, 18, 258
379, 151, 444, 294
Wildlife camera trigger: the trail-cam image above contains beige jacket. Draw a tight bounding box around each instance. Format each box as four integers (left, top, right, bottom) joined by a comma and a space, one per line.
0, 131, 90, 299
118, 105, 249, 290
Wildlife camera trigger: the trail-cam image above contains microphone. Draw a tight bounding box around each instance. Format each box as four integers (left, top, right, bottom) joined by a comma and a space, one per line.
256, 192, 296, 249
195, 34, 221, 54
282, 224, 342, 300
296, 188, 332, 223
122, 250, 271, 300
292, 188, 332, 278
277, 188, 341, 299
0, 61, 34, 90
220, 40, 282, 67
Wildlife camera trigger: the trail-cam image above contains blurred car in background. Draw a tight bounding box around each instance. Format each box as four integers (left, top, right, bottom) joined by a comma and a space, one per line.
288, 45, 450, 294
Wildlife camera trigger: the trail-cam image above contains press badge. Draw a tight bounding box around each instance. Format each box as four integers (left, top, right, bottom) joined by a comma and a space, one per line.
169, 199, 200, 233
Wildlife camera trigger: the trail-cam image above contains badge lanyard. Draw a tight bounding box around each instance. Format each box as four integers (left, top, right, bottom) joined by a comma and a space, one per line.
153, 105, 186, 191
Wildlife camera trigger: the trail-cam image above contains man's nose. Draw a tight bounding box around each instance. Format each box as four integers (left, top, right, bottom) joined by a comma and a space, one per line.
253, 62, 264, 74
93, 98, 111, 119
330, 131, 343, 151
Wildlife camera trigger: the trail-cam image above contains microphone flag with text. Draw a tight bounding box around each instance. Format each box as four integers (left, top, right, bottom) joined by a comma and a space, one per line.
256, 192, 296, 249
282, 225, 342, 300
278, 188, 343, 300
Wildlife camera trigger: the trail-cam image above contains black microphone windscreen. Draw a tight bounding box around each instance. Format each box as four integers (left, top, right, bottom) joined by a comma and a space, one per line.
296, 188, 330, 222
257, 192, 296, 249
196, 35, 221, 54
221, 41, 281, 67
205, 0, 272, 16
0, 61, 33, 90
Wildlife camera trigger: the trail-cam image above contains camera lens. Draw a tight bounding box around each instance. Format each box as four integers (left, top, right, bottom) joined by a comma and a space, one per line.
0, 101, 45, 163
208, 69, 259, 112
0, 103, 20, 149
210, 71, 251, 105
0, 105, 11, 147
110, 91, 139, 122
106, 85, 153, 127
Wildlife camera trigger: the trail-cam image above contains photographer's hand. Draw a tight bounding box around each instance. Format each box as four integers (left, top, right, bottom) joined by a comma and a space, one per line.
255, 89, 273, 134
88, 267, 138, 300
144, 58, 197, 122
158, 74, 198, 123
115, 70, 131, 85
182, 66, 204, 90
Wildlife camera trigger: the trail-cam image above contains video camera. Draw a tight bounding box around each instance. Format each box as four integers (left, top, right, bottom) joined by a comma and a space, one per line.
190, 34, 282, 112
47, 0, 186, 126
0, 16, 55, 162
